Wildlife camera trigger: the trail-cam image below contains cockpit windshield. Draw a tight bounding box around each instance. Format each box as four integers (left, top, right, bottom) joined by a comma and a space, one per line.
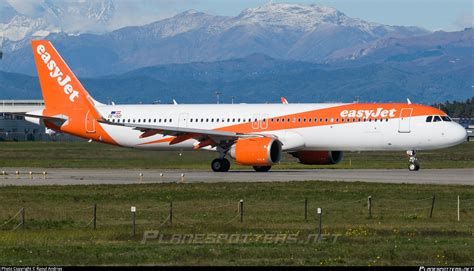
425, 115, 452, 122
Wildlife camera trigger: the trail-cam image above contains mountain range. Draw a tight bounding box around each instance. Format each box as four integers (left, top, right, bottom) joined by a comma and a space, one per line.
0, 3, 472, 104
1, 3, 429, 76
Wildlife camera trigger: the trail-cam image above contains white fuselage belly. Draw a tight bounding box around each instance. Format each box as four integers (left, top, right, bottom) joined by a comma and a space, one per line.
97, 103, 465, 152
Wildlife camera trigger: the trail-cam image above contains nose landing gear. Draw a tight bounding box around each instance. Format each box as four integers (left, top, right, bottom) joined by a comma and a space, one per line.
407, 150, 420, 171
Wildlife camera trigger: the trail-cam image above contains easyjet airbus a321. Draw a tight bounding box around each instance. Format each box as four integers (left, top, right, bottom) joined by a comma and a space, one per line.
23, 41, 467, 172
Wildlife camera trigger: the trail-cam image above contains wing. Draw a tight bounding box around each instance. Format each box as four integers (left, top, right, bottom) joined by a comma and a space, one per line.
99, 119, 269, 149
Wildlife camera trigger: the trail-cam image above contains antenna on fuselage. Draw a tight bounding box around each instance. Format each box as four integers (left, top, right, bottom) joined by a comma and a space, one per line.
407, 98, 412, 104
173, 99, 178, 105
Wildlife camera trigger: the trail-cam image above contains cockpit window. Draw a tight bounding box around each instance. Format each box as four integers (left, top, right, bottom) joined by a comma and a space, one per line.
433, 116, 442, 122
426, 116, 433, 122
441, 116, 452, 122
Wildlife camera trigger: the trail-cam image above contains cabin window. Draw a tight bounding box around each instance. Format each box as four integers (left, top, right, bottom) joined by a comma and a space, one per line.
138, 119, 141, 123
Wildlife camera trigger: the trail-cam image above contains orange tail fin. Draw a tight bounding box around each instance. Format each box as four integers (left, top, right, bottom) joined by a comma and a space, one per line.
31, 40, 116, 144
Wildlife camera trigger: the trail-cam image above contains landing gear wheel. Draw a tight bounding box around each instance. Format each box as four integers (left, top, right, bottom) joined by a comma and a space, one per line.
408, 162, 420, 171
211, 158, 231, 172
221, 158, 231, 172
253, 165, 272, 172
406, 150, 420, 171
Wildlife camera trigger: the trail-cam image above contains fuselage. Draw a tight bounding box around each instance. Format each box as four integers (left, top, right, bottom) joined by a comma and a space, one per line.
95, 102, 467, 152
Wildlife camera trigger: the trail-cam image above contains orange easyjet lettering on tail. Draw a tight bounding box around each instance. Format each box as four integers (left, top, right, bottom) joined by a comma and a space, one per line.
31, 40, 117, 145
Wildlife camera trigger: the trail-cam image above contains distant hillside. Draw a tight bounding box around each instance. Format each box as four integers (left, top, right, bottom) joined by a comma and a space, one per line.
0, 53, 471, 104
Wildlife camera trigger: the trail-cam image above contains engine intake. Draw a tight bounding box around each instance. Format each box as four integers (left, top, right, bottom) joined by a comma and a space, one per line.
230, 137, 282, 166
291, 151, 343, 165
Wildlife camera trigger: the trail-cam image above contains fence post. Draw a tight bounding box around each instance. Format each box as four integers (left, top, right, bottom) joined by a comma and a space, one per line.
93, 204, 97, 229
131, 206, 136, 237
317, 207, 322, 241
304, 198, 308, 221
429, 195, 435, 218
240, 199, 244, 223
21, 207, 25, 230
457, 195, 460, 221
368, 196, 372, 219
169, 201, 173, 227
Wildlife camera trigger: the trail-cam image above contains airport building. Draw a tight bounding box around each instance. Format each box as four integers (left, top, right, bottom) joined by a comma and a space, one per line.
0, 99, 472, 142
0, 100, 81, 141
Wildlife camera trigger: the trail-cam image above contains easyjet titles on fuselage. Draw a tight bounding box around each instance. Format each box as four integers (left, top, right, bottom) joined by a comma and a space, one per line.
340, 108, 397, 119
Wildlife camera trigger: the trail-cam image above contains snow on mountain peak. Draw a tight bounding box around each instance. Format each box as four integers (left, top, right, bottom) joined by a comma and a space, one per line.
235, 3, 364, 31
0, 0, 115, 41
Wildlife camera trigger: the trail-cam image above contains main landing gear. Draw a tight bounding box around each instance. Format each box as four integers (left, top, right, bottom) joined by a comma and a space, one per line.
407, 150, 420, 171
211, 158, 231, 172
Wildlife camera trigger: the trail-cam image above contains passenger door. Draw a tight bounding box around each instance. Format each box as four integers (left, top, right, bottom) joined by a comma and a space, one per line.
398, 108, 412, 133
85, 110, 96, 133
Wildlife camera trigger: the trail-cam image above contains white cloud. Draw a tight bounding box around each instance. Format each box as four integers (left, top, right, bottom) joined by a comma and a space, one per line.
6, 0, 45, 16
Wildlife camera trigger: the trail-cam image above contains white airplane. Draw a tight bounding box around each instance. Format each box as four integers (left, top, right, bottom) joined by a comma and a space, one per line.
24, 40, 467, 172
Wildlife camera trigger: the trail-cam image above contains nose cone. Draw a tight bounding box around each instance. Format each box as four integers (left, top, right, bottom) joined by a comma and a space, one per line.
450, 123, 468, 145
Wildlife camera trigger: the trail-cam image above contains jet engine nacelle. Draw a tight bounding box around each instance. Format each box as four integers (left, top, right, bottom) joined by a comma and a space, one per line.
230, 137, 282, 166
291, 151, 343, 165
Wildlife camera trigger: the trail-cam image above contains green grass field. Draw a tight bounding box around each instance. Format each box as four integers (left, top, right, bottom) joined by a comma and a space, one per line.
0, 141, 472, 265
0, 141, 473, 169
0, 181, 473, 266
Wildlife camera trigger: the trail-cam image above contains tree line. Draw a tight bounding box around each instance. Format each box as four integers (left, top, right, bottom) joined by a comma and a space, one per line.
432, 97, 473, 118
